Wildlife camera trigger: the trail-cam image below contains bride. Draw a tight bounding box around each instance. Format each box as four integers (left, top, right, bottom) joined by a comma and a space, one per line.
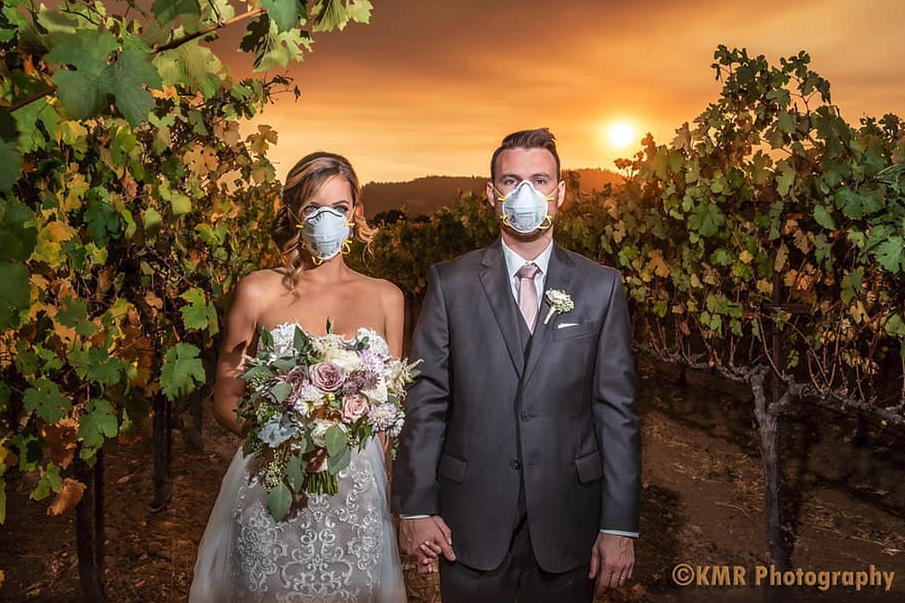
189, 152, 407, 603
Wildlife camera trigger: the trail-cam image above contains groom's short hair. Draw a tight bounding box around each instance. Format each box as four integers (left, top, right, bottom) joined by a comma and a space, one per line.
490, 127, 561, 182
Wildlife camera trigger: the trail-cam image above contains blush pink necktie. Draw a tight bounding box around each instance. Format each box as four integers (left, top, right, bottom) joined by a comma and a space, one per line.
517, 263, 540, 333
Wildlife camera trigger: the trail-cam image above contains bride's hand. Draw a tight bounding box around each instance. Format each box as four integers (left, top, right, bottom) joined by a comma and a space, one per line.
399, 516, 455, 573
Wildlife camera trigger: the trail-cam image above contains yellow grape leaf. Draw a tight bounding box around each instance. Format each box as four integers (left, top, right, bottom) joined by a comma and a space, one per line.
739, 250, 753, 264
646, 250, 671, 277
184, 144, 220, 178
151, 85, 178, 100
248, 124, 278, 155
214, 120, 242, 147
47, 478, 86, 516
690, 273, 703, 288
783, 269, 800, 288
0, 443, 17, 467
774, 242, 789, 272
63, 169, 90, 213
672, 122, 692, 153
612, 220, 627, 244
849, 300, 868, 324
40, 417, 79, 470
793, 229, 810, 253
32, 220, 78, 267
756, 279, 773, 294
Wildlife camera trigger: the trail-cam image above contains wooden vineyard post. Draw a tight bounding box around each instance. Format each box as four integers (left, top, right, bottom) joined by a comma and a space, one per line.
74, 446, 106, 602
151, 393, 172, 511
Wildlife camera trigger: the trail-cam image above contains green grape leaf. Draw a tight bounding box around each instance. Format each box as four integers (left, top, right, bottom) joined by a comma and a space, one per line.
84, 199, 121, 246
78, 399, 118, 454
0, 261, 30, 331
143, 206, 163, 234
69, 347, 123, 386
154, 41, 223, 98
261, 0, 299, 32
56, 297, 89, 327
841, 267, 864, 305
874, 237, 905, 273
10, 431, 43, 472
834, 187, 883, 219
688, 203, 725, 237
346, 0, 373, 25
0, 139, 22, 193
24, 379, 72, 424
160, 343, 205, 401
151, 0, 201, 24
106, 48, 163, 126
313, 0, 372, 31
884, 313, 905, 339
31, 463, 63, 501
51, 69, 105, 121
0, 199, 37, 260
46, 31, 118, 120
776, 161, 795, 197
812, 204, 836, 230
180, 287, 211, 330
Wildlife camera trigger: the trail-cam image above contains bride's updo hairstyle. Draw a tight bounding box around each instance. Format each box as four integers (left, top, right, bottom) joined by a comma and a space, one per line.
271, 151, 376, 286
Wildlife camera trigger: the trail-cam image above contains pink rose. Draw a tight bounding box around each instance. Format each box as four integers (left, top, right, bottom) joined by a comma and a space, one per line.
341, 394, 369, 422
310, 362, 343, 392
283, 366, 309, 398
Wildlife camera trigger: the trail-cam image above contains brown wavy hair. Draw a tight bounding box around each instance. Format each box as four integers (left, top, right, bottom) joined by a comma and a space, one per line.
271, 152, 376, 288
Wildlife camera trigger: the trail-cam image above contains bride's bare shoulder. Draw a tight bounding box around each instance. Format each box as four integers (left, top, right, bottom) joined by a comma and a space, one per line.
232, 269, 289, 305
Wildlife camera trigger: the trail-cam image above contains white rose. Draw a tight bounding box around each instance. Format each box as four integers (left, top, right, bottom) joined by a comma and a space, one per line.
324, 348, 363, 373
309, 419, 334, 447
362, 380, 388, 403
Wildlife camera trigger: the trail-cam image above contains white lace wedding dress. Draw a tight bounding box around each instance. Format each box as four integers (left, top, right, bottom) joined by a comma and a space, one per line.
189, 325, 407, 603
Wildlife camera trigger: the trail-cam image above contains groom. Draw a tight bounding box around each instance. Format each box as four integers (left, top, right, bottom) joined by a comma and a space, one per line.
392, 127, 641, 602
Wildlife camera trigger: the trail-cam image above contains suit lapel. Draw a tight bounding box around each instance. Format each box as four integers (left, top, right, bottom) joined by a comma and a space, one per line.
479, 240, 525, 377
523, 243, 575, 384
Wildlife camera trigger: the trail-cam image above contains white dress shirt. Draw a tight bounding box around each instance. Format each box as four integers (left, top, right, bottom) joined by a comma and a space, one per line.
501, 238, 552, 313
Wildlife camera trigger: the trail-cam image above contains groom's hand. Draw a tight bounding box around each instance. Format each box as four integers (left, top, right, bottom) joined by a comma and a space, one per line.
589, 533, 634, 597
399, 516, 456, 573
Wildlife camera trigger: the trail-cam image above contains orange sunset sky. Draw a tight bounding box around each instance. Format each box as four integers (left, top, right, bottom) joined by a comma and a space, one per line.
222, 0, 905, 184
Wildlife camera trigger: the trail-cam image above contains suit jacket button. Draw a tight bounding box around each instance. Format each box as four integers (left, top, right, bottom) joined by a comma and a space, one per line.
510, 460, 521, 470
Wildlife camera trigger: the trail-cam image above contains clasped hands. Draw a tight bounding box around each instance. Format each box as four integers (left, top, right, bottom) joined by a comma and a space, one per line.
399, 515, 634, 594
398, 516, 455, 574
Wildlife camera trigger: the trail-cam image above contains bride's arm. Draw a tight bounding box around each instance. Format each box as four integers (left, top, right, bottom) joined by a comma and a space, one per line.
380, 281, 406, 462
211, 276, 263, 438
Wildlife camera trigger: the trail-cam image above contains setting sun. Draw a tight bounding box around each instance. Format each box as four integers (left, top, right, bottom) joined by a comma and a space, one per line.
606, 122, 636, 149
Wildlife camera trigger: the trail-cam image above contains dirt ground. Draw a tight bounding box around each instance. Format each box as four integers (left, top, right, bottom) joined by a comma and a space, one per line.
1, 355, 903, 603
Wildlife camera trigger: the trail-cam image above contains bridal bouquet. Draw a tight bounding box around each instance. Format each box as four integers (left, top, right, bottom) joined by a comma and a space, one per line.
238, 321, 418, 521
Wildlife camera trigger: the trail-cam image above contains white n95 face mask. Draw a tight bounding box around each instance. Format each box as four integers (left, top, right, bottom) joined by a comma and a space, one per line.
298, 207, 352, 261
495, 180, 555, 233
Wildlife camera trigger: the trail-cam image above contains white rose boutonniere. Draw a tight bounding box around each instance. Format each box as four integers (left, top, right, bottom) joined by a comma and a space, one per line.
543, 289, 574, 324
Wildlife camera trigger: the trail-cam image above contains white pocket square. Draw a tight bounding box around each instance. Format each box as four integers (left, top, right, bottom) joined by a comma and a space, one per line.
557, 322, 580, 329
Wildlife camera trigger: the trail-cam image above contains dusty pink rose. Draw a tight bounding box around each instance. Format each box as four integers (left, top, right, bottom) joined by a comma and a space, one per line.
283, 366, 309, 398
341, 394, 369, 422
310, 362, 343, 392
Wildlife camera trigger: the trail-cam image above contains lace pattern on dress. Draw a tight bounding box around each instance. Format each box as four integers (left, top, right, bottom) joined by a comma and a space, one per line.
227, 324, 386, 603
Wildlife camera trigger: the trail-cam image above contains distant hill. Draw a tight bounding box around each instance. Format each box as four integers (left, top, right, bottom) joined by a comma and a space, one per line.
361, 169, 624, 219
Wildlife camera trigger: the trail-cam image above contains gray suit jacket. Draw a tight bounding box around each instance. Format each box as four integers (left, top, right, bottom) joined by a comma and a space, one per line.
392, 239, 640, 573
